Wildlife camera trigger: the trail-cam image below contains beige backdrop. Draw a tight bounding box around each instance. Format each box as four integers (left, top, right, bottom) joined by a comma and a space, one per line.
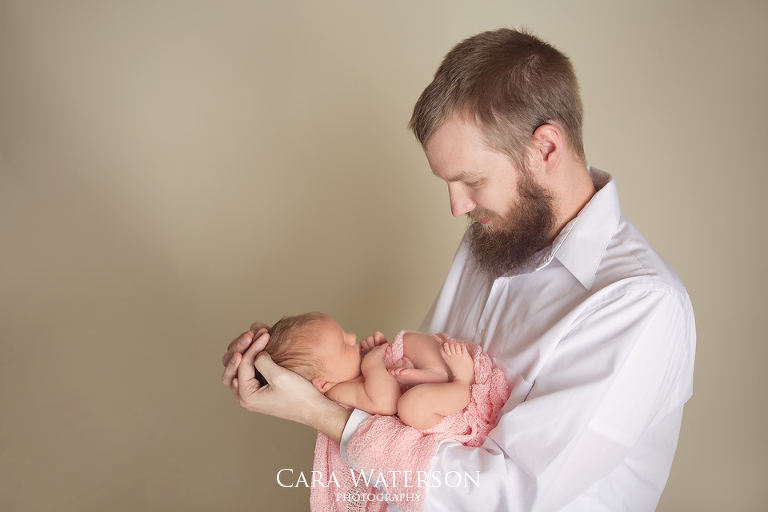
1, 1, 766, 511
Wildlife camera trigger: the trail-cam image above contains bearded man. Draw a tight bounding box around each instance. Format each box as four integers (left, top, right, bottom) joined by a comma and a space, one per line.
222, 28, 696, 512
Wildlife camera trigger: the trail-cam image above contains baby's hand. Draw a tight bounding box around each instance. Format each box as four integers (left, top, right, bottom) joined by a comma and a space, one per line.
361, 343, 387, 372
360, 331, 388, 355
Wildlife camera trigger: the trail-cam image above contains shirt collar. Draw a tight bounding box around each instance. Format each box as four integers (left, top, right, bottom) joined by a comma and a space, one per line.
534, 167, 620, 290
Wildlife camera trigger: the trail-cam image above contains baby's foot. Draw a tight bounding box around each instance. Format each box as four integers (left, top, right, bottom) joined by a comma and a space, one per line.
389, 367, 448, 387
441, 342, 475, 385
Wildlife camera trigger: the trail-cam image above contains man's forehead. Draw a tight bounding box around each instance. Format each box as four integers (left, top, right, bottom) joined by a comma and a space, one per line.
424, 115, 495, 179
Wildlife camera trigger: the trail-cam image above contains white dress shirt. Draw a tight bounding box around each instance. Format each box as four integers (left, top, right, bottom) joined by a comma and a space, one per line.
341, 168, 696, 511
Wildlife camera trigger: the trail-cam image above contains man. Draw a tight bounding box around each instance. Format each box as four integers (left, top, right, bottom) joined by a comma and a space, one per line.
222, 28, 695, 511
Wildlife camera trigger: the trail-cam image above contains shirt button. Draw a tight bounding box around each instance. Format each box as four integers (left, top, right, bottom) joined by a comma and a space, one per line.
480, 328, 486, 341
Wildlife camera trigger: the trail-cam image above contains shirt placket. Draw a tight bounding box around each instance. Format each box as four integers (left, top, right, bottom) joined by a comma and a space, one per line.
477, 276, 511, 350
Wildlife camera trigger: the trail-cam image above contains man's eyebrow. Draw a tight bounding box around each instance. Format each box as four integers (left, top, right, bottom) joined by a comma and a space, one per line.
435, 170, 482, 183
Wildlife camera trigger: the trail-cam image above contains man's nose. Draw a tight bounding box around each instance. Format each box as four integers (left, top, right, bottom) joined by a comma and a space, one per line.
448, 185, 475, 217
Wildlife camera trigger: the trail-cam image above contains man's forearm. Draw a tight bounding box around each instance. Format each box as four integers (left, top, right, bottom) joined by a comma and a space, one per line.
303, 397, 352, 443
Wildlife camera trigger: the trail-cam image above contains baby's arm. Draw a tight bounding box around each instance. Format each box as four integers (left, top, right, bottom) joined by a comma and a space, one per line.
325, 344, 401, 415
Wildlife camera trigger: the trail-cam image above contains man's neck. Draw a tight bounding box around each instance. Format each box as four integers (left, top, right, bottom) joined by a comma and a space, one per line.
548, 160, 596, 243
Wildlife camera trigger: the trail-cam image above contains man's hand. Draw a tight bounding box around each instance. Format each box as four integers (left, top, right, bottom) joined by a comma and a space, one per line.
221, 323, 316, 423
221, 321, 271, 376
221, 321, 353, 442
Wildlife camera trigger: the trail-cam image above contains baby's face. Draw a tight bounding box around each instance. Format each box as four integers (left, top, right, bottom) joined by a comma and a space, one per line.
315, 316, 361, 385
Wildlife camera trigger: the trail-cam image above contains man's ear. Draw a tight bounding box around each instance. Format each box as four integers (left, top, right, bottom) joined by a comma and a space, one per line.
311, 375, 333, 394
531, 124, 563, 173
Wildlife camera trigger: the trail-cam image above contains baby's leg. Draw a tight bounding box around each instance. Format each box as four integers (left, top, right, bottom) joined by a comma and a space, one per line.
397, 342, 475, 430
389, 332, 450, 387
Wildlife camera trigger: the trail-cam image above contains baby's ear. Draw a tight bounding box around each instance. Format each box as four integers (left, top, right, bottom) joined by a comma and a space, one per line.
311, 375, 332, 394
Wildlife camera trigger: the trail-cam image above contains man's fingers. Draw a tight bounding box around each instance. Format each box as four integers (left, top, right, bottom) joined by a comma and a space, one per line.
223, 331, 254, 365
222, 351, 241, 386
223, 329, 270, 386
251, 330, 270, 352
223, 327, 269, 364
236, 331, 270, 392
253, 351, 282, 384
249, 321, 270, 333
225, 330, 250, 353
240, 331, 269, 366
230, 375, 241, 402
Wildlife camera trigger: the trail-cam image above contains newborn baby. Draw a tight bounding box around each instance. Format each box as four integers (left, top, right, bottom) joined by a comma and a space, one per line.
259, 312, 475, 429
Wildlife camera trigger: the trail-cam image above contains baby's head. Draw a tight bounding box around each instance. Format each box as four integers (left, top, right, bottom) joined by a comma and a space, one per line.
261, 312, 362, 394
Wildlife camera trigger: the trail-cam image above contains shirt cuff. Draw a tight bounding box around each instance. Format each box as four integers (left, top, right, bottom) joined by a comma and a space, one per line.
339, 408, 371, 464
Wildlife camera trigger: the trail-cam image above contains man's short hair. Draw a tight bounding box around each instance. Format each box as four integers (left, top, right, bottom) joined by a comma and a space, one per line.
409, 28, 585, 170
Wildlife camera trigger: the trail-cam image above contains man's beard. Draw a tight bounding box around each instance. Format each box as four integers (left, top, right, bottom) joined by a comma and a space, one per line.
466, 172, 557, 278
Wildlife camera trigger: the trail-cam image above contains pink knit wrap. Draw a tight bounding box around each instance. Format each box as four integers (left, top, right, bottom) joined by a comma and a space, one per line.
310, 331, 511, 512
